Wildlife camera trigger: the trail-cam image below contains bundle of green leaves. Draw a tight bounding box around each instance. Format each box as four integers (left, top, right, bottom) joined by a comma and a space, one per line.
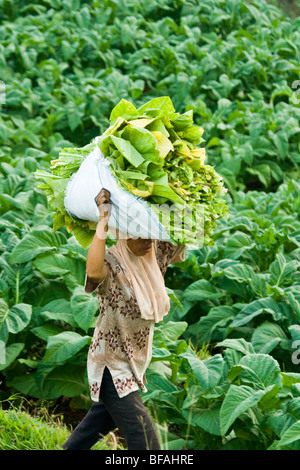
35, 96, 229, 248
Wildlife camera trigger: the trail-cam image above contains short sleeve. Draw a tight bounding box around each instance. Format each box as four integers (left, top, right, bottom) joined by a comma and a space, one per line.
154, 240, 186, 275
84, 259, 111, 297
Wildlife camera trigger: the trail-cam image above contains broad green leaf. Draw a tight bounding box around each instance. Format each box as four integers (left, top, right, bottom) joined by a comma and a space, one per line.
182, 384, 202, 409
31, 322, 64, 341
9, 365, 88, 399
165, 287, 184, 309
270, 85, 292, 105
192, 305, 235, 343
151, 174, 185, 205
259, 384, 281, 411
248, 273, 269, 298
36, 174, 69, 213
120, 126, 161, 162
0, 340, 5, 364
101, 116, 128, 138
246, 164, 271, 187
179, 349, 223, 391
286, 292, 300, 321
67, 101, 83, 131
223, 231, 255, 259
179, 125, 205, 145
147, 117, 170, 137
138, 96, 176, 116
154, 321, 187, 344
70, 286, 99, 332
211, 259, 240, 277
110, 98, 139, 123
223, 348, 244, 377
273, 130, 289, 160
183, 404, 222, 436
0, 343, 24, 371
236, 354, 282, 389
281, 372, 300, 387
220, 384, 273, 435
151, 348, 172, 361
127, 118, 154, 128
39, 299, 78, 327
0, 299, 9, 338
114, 169, 149, 181
217, 338, 255, 355
275, 421, 300, 449
10, 227, 67, 263
118, 176, 154, 198
267, 411, 296, 439
286, 397, 300, 420
144, 369, 178, 395
41, 364, 88, 399
212, 261, 259, 284
110, 135, 145, 167
183, 279, 225, 302
0, 301, 32, 335
230, 297, 283, 327
44, 331, 90, 363
0, 192, 30, 211
162, 437, 186, 451
269, 253, 299, 286
289, 325, 300, 341
8, 371, 42, 398
170, 110, 194, 131
251, 322, 288, 354
151, 131, 174, 159
33, 254, 85, 283
227, 365, 250, 384
213, 216, 259, 236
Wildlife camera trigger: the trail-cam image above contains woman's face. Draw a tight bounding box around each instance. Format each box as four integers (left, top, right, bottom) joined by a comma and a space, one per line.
127, 238, 153, 256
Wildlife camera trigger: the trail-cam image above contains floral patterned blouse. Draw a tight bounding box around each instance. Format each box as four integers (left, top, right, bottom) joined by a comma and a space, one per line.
84, 240, 186, 400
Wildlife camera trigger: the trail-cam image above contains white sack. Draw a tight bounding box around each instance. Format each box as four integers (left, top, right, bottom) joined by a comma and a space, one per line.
64, 144, 172, 241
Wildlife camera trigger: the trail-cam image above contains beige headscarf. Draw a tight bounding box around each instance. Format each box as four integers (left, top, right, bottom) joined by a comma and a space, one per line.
108, 229, 170, 323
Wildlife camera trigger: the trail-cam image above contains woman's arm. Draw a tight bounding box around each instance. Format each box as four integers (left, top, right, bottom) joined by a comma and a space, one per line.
85, 188, 111, 283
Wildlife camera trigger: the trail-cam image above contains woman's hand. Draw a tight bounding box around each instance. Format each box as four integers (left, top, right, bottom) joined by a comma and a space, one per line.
87, 189, 111, 280
94, 188, 112, 220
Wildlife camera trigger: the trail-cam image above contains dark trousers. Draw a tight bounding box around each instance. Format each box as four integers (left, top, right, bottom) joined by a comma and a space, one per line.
62, 367, 160, 450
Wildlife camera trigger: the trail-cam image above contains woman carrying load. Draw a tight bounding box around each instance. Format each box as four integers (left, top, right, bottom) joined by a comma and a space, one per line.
62, 188, 186, 451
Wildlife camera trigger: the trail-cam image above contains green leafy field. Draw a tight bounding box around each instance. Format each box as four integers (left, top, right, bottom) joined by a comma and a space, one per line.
0, 0, 300, 450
